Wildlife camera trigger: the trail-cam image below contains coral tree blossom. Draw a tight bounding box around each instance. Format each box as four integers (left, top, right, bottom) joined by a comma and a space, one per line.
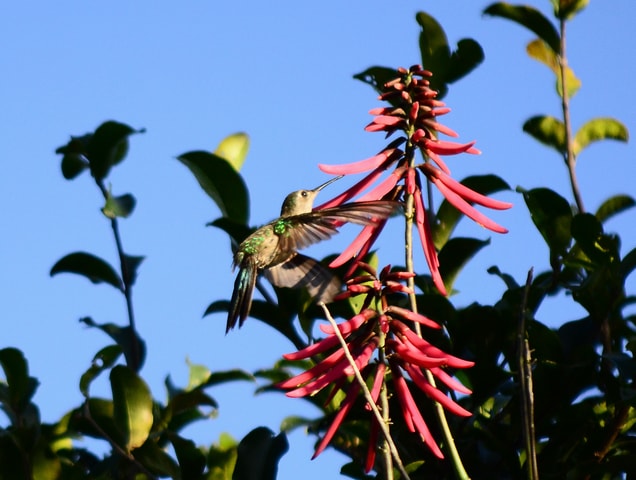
279, 66, 510, 471
317, 65, 512, 295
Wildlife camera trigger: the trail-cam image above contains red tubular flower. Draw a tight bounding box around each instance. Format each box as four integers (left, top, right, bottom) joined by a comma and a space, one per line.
277, 265, 473, 466
317, 65, 511, 295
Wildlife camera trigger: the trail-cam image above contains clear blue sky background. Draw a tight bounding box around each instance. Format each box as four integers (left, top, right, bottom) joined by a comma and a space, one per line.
2, 1, 635, 478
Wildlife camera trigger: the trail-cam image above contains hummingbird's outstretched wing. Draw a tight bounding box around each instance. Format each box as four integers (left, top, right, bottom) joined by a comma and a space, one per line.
278, 200, 399, 252
265, 253, 342, 304
227, 256, 258, 332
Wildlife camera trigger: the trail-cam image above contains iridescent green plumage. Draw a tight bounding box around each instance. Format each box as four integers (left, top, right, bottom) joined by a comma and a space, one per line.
227, 177, 398, 332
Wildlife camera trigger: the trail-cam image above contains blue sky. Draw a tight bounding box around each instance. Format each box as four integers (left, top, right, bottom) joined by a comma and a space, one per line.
2, 1, 635, 477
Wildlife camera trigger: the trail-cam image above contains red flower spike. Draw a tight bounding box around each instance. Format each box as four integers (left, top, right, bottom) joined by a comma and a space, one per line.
420, 138, 477, 156
318, 149, 396, 176
365, 420, 380, 473
430, 367, 473, 395
283, 334, 342, 361
278, 348, 347, 390
387, 339, 448, 368
319, 308, 377, 335
393, 322, 474, 368
366, 363, 386, 411
413, 187, 447, 295
387, 307, 441, 330
330, 223, 377, 268
425, 150, 452, 175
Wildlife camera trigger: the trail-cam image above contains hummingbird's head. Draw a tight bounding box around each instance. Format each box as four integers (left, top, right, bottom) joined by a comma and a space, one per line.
280, 176, 343, 217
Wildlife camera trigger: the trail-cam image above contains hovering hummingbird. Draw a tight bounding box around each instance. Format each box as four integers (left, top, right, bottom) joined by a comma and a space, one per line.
226, 176, 398, 332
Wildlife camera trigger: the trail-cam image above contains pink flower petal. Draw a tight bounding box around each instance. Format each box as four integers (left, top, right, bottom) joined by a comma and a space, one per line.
319, 308, 377, 335
318, 148, 396, 176
403, 363, 472, 417
365, 362, 386, 411
413, 187, 447, 295
277, 348, 345, 389
423, 138, 477, 156
387, 306, 441, 330
430, 367, 472, 395
329, 223, 376, 268
387, 338, 447, 368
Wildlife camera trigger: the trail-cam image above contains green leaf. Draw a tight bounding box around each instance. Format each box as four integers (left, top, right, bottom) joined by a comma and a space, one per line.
552, 0, 589, 20
570, 213, 616, 266
102, 191, 136, 219
445, 38, 485, 84
523, 115, 566, 154
80, 317, 146, 371
60, 152, 89, 180
353, 66, 401, 95
214, 132, 250, 172
434, 174, 511, 249
87, 121, 143, 180
177, 150, 250, 224
484, 2, 561, 54
0, 347, 38, 416
526, 39, 581, 98
573, 118, 629, 156
50, 252, 123, 291
207, 433, 238, 480
519, 187, 572, 256
621, 247, 636, 281
438, 237, 491, 293
170, 434, 207, 479
595, 195, 635, 223
110, 365, 154, 451
232, 427, 289, 480
123, 254, 145, 286
79, 345, 122, 397
133, 440, 181, 478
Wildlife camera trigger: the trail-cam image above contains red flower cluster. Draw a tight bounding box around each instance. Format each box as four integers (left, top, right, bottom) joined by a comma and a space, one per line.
318, 65, 511, 294
277, 263, 473, 469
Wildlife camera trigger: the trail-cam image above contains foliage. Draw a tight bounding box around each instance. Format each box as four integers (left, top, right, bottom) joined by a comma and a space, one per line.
2, 2, 635, 479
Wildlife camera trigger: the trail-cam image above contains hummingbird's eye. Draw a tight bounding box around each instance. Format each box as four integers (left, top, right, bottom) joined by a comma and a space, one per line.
301, 191, 308, 197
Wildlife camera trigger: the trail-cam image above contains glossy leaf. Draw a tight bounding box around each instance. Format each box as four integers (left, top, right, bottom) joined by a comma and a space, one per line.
520, 187, 572, 255
523, 115, 566, 154
232, 427, 289, 480
526, 39, 581, 98
434, 174, 510, 249
552, 0, 589, 20
177, 150, 250, 224
484, 2, 561, 54
573, 118, 629, 156
79, 345, 122, 397
214, 132, 250, 172
110, 365, 154, 451
595, 195, 635, 223
80, 317, 147, 371
50, 252, 123, 291
438, 237, 491, 293
102, 191, 136, 219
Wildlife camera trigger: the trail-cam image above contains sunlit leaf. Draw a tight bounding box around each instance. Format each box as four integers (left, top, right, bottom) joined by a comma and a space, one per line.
79, 345, 122, 397
214, 132, 250, 172
102, 191, 136, 219
595, 195, 635, 223
177, 150, 250, 224
110, 365, 154, 451
484, 2, 561, 54
526, 39, 581, 97
523, 115, 566, 154
552, 0, 589, 20
50, 252, 123, 291
573, 118, 629, 156
80, 317, 146, 371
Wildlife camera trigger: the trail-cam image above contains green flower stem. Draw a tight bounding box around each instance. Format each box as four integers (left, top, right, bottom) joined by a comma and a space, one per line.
558, 18, 585, 213
404, 144, 469, 480
319, 303, 410, 480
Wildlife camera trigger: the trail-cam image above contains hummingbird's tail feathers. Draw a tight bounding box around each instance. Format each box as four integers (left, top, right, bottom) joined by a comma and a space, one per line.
265, 253, 342, 304
226, 256, 258, 333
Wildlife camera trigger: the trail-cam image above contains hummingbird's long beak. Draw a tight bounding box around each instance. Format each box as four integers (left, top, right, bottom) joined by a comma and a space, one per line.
313, 175, 344, 192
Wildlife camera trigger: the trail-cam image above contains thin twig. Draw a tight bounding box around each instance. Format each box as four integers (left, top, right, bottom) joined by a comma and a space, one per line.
319, 303, 411, 480
558, 18, 584, 213
517, 269, 538, 480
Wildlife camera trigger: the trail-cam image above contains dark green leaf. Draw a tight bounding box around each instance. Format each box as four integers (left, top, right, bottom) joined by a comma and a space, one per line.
80, 317, 146, 371
519, 187, 572, 256
102, 191, 136, 219
123, 254, 145, 286
280, 415, 313, 433
434, 174, 510, 249
570, 213, 605, 264
50, 252, 123, 291
87, 121, 143, 180
79, 345, 123, 397
573, 118, 629, 156
214, 132, 250, 172
60, 152, 89, 180
484, 3, 561, 54
177, 150, 250, 224
416, 11, 450, 97
133, 440, 181, 478
202, 370, 255, 388
487, 265, 520, 290
233, 427, 289, 480
445, 38, 485, 84
438, 237, 491, 292
621, 247, 636, 281
110, 365, 154, 451
352, 66, 400, 95
595, 195, 635, 223
0, 348, 38, 416
170, 434, 206, 479
523, 115, 566, 154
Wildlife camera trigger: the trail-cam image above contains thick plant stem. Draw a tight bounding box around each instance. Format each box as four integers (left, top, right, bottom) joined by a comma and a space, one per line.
320, 303, 410, 480
403, 146, 469, 480
517, 269, 538, 480
558, 18, 585, 213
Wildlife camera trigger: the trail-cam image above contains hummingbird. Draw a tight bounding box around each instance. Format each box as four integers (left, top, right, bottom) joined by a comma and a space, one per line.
226, 176, 398, 332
